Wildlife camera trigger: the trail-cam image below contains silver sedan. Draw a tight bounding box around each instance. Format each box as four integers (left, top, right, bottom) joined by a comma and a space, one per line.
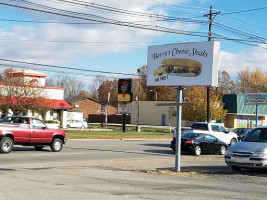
225, 126, 267, 171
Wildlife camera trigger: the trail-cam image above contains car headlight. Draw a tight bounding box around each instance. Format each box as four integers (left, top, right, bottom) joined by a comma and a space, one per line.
252, 152, 267, 157
226, 149, 233, 155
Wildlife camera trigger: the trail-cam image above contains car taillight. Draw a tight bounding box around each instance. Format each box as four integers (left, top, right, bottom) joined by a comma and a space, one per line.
186, 139, 194, 144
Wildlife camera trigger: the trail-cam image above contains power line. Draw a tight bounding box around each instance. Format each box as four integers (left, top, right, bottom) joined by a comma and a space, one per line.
0, 18, 102, 24
0, 58, 139, 77
0, 63, 120, 80
15, 0, 207, 25
0, 2, 213, 39
220, 6, 267, 15
0, 2, 266, 45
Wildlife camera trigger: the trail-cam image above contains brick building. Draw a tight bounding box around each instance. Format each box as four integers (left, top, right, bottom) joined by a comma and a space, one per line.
67, 98, 117, 120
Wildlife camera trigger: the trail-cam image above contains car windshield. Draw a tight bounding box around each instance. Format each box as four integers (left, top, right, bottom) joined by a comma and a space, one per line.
232, 128, 251, 134
191, 123, 208, 131
182, 132, 203, 139
243, 128, 267, 142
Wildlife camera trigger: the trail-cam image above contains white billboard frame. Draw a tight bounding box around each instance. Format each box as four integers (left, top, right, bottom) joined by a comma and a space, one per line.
147, 41, 220, 87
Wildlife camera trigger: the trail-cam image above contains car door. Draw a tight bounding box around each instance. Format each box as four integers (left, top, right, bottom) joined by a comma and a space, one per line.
74, 120, 81, 128
210, 125, 228, 144
201, 135, 220, 152
30, 119, 54, 144
9, 117, 31, 143
218, 125, 233, 143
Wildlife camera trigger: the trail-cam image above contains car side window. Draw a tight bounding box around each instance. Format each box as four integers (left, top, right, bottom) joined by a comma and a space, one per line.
211, 125, 220, 132
32, 119, 47, 129
13, 118, 29, 124
205, 135, 217, 142
219, 126, 227, 133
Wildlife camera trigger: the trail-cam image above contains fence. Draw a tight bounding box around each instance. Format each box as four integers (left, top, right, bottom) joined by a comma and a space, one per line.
88, 114, 131, 124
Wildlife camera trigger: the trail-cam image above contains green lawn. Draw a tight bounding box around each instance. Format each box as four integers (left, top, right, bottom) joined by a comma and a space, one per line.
66, 130, 173, 139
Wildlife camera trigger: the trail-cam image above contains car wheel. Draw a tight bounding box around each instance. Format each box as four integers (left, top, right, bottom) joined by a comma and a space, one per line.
230, 138, 237, 146
34, 146, 44, 151
219, 146, 226, 155
193, 146, 201, 156
231, 166, 241, 172
0, 137, 14, 153
50, 138, 63, 152
66, 125, 70, 128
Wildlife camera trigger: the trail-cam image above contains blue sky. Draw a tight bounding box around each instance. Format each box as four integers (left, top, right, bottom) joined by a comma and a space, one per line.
0, 0, 266, 88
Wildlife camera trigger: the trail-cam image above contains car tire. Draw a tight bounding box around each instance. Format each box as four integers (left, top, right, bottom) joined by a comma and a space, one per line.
66, 125, 70, 128
34, 146, 44, 151
230, 138, 237, 146
0, 137, 14, 153
193, 146, 201, 156
50, 138, 63, 152
231, 166, 241, 172
219, 146, 226, 155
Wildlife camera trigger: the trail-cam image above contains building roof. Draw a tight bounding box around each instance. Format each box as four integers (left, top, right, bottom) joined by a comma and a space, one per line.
8, 69, 47, 78
223, 94, 267, 115
47, 99, 72, 109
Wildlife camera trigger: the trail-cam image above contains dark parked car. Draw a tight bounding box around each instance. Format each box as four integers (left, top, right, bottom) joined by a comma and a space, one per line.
232, 127, 253, 141
170, 132, 228, 156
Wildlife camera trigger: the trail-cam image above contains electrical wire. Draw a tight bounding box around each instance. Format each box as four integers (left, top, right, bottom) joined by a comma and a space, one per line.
0, 2, 214, 39
0, 1, 266, 45
0, 58, 139, 76
16, 0, 207, 25
0, 62, 121, 80
219, 6, 267, 15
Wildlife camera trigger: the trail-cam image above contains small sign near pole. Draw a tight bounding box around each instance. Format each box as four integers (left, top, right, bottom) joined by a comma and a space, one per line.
118, 79, 133, 132
244, 93, 267, 128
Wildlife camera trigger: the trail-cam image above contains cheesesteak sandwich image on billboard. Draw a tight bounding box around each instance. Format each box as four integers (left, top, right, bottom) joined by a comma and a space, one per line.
161, 58, 202, 77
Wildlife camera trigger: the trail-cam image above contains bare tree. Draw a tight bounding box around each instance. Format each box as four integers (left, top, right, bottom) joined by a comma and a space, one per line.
46, 74, 85, 100
88, 75, 106, 101
217, 71, 238, 94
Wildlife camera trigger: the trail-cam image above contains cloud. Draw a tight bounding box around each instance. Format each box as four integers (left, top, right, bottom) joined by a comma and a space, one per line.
0, 0, 194, 65
219, 45, 267, 74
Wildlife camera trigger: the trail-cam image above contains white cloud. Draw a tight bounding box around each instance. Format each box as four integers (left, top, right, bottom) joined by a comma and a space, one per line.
0, 0, 195, 65
219, 46, 267, 74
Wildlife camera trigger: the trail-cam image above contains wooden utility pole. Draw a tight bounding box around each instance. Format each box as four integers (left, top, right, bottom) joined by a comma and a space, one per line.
204, 6, 220, 122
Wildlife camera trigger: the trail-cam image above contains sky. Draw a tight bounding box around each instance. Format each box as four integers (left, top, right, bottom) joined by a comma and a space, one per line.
0, 0, 266, 89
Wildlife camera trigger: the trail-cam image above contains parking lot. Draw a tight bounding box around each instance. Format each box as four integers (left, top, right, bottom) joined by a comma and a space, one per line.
0, 139, 266, 200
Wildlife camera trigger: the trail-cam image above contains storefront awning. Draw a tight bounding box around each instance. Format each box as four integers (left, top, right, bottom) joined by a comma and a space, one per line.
0, 96, 72, 109
47, 99, 72, 109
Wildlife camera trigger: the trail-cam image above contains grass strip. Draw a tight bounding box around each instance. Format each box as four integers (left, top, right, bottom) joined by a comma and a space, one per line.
66, 130, 173, 140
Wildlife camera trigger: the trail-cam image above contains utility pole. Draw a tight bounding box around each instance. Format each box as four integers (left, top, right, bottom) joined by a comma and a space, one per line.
204, 6, 220, 122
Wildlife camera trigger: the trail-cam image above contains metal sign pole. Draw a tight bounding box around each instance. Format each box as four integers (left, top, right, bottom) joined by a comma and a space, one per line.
256, 104, 258, 128
175, 87, 183, 172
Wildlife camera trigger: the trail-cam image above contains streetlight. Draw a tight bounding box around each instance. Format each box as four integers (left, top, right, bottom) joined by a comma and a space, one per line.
149, 90, 158, 101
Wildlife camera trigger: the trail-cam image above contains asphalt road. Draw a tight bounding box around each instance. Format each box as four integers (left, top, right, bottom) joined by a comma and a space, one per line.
0, 139, 267, 200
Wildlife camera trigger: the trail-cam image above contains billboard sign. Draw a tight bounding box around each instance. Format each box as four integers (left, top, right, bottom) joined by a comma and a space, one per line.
118, 79, 132, 102
147, 41, 220, 87
244, 93, 267, 105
